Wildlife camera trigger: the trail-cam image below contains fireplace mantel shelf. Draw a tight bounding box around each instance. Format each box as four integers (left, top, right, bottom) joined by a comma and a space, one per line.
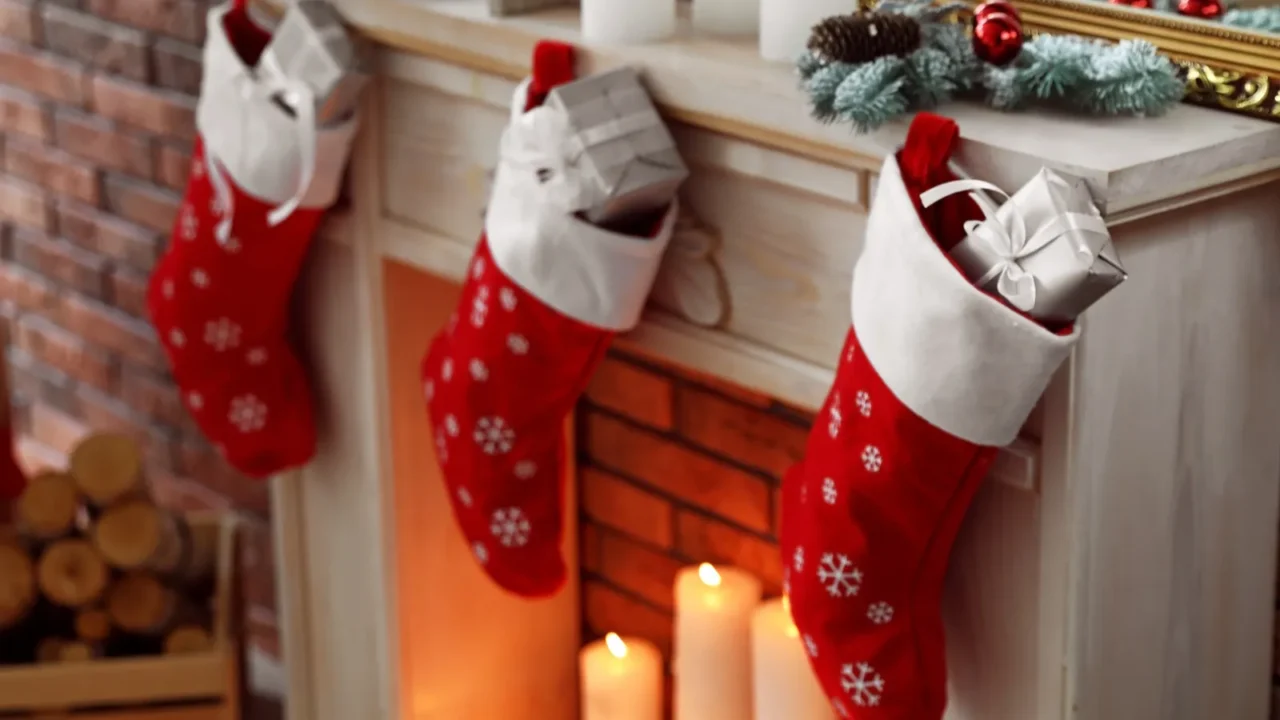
314, 0, 1280, 218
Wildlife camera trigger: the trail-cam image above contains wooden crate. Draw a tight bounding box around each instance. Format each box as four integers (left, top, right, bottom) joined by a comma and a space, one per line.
0, 513, 242, 719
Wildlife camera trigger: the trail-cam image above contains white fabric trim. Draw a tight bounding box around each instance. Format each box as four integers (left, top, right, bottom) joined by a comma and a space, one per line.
484, 79, 676, 332
195, 4, 356, 209
851, 158, 1078, 447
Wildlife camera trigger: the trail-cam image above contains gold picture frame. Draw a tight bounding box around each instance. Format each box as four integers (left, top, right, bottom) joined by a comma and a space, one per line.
1007, 0, 1280, 119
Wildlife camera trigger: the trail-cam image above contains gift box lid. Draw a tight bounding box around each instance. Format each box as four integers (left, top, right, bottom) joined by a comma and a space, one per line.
544, 67, 689, 204
265, 0, 368, 96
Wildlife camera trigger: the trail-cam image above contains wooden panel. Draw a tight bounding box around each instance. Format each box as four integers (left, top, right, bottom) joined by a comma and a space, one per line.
382, 259, 580, 720
1067, 182, 1280, 720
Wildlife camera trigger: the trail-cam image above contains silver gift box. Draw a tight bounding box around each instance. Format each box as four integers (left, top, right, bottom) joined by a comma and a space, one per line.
544, 67, 689, 225
262, 0, 370, 125
951, 168, 1127, 323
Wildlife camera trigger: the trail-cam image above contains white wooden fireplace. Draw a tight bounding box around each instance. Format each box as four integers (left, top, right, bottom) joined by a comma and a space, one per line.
268, 2, 1280, 719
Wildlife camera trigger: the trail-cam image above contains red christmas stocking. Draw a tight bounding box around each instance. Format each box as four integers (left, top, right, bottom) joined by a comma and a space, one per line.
421, 41, 677, 598
780, 113, 1077, 719
146, 1, 357, 477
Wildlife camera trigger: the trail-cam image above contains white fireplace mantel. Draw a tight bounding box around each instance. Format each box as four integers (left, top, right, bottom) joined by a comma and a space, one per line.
269, 3, 1280, 719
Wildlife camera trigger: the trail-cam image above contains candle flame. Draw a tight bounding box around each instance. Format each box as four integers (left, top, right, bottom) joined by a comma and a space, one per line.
605, 632, 628, 659
698, 563, 722, 587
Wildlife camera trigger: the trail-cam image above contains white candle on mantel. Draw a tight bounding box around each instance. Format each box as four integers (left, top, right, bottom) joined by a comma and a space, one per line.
759, 0, 855, 61
674, 563, 763, 720
582, 0, 676, 44
581, 633, 663, 720
751, 597, 835, 720
693, 0, 760, 36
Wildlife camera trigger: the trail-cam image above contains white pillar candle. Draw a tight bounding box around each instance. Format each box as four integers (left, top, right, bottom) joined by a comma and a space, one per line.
693, 0, 760, 36
751, 598, 835, 720
582, 0, 676, 44
674, 563, 763, 720
759, 0, 853, 61
581, 633, 663, 720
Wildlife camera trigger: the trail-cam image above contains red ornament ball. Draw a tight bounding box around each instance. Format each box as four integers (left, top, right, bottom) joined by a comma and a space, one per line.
974, 0, 1021, 22
972, 11, 1024, 66
1177, 0, 1223, 18
1108, 0, 1153, 8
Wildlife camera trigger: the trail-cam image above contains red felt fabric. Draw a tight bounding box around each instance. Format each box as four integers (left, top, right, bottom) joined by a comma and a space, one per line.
145, 5, 325, 478
779, 113, 1053, 718
0, 422, 25, 501
421, 40, 669, 598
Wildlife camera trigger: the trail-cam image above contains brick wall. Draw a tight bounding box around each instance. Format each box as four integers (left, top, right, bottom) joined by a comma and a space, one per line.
577, 349, 813, 671
0, 0, 279, 662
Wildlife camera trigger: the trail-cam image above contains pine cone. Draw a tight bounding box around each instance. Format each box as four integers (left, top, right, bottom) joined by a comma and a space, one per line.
807, 12, 923, 64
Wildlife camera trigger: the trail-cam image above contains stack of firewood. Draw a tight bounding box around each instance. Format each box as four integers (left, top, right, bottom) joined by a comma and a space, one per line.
0, 433, 219, 666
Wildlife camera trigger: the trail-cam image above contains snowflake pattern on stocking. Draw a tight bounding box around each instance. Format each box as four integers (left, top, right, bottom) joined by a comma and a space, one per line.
474, 416, 515, 455
469, 359, 489, 382
228, 394, 267, 433
833, 698, 850, 718
828, 395, 843, 438
457, 486, 473, 508
471, 285, 490, 327
435, 428, 449, 464
191, 268, 210, 288
507, 333, 530, 355
473, 541, 489, 565
822, 477, 838, 505
441, 358, 454, 382
179, 206, 198, 240
818, 552, 862, 598
161, 279, 175, 299
804, 634, 819, 658
499, 287, 517, 311
841, 662, 885, 707
513, 460, 537, 479
867, 601, 894, 625
855, 390, 872, 417
187, 392, 204, 410
861, 445, 883, 473
490, 507, 531, 547
204, 318, 242, 351
169, 328, 186, 347
793, 546, 805, 572
246, 347, 268, 366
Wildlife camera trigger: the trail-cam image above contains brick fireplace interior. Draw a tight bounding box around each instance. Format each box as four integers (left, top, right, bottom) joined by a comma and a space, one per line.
577, 348, 807, 666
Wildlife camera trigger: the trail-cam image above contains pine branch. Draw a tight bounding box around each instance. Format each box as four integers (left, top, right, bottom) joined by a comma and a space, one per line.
833, 56, 911, 132
1222, 7, 1280, 33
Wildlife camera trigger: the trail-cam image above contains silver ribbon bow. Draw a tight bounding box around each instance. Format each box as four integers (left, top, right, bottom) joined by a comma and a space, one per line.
920, 178, 1110, 312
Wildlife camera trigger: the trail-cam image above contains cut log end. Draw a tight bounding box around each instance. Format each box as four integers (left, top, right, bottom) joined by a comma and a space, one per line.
16, 471, 82, 542
0, 541, 36, 629
164, 624, 213, 654
37, 539, 109, 608
35, 637, 64, 664
57, 640, 100, 662
93, 499, 177, 571
69, 433, 143, 507
75, 607, 112, 642
106, 573, 177, 635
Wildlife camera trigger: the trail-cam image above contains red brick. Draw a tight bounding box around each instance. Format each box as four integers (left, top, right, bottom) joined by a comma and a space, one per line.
102, 174, 180, 233
12, 229, 108, 299
584, 413, 771, 533
0, 88, 50, 141
55, 200, 161, 271
176, 440, 270, 515
8, 346, 78, 418
74, 383, 174, 470
59, 294, 165, 370
148, 468, 232, 513
29, 400, 87, 456
15, 314, 114, 390
151, 37, 201, 96
4, 137, 98, 204
585, 356, 674, 430
0, 41, 86, 105
41, 5, 148, 81
118, 362, 187, 428
0, 0, 39, 45
583, 580, 673, 658
581, 467, 673, 549
153, 141, 191, 191
89, 72, 195, 141
0, 261, 57, 313
598, 531, 683, 610
53, 108, 153, 178
15, 435, 64, 476
241, 518, 277, 613
581, 521, 603, 574
108, 264, 147, 316
674, 511, 782, 595
0, 176, 50, 230
85, 0, 206, 43
675, 385, 809, 479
